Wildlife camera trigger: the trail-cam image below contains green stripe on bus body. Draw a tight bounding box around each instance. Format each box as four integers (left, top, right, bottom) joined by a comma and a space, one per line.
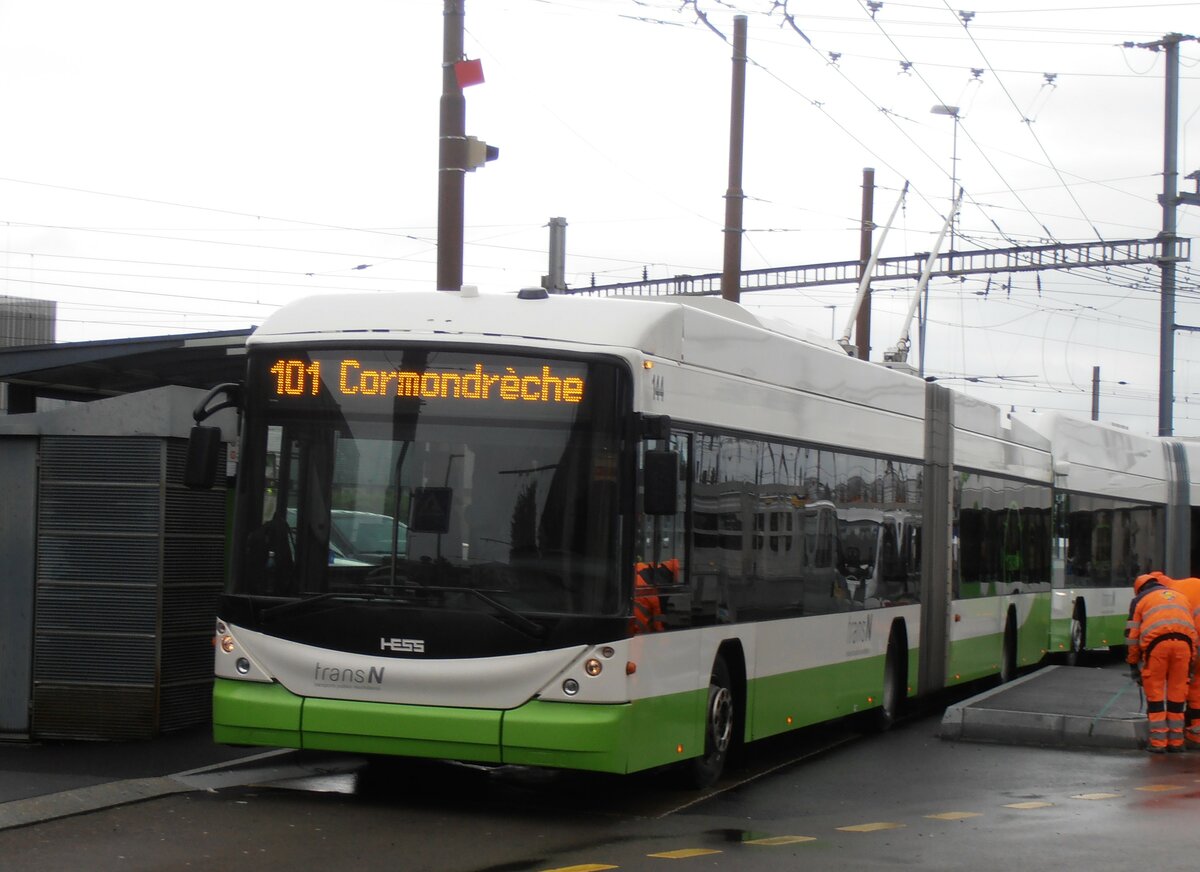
503, 691, 705, 774
303, 696, 504, 762
748, 656, 885, 741
1087, 613, 1127, 649
946, 632, 1002, 684
1050, 612, 1126, 652
212, 678, 303, 749
1019, 595, 1052, 665
946, 597, 1052, 685
211, 678, 704, 775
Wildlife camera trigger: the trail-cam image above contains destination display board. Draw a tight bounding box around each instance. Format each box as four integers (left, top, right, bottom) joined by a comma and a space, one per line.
257, 349, 594, 420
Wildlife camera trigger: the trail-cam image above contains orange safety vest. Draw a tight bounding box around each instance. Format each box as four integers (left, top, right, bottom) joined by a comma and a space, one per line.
1127, 583, 1198, 666
1165, 576, 1200, 624
630, 560, 677, 635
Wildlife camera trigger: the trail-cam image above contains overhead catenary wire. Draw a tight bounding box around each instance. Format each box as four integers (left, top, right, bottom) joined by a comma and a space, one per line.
0, 0, 1192, 434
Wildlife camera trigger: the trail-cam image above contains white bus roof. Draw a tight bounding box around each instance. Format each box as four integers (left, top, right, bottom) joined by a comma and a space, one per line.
250, 290, 845, 358
1014, 410, 1171, 500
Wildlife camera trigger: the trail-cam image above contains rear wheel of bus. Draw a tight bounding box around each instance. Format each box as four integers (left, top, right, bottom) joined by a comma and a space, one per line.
875, 622, 908, 731
1066, 600, 1087, 666
1000, 609, 1018, 683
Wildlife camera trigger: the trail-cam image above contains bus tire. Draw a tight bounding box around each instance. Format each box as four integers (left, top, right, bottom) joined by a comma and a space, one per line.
1000, 610, 1018, 683
1066, 600, 1086, 667
683, 656, 736, 789
874, 624, 907, 731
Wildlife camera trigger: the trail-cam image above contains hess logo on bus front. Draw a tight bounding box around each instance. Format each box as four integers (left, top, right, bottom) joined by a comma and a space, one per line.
381, 637, 426, 654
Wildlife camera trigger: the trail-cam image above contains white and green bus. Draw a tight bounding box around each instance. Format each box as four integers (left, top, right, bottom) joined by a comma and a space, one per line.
1023, 412, 1179, 665
185, 288, 1175, 786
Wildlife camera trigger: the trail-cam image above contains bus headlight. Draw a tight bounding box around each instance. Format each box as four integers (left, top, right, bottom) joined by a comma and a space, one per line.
584, 658, 603, 676
220, 635, 236, 654
562, 679, 580, 696
236, 657, 251, 674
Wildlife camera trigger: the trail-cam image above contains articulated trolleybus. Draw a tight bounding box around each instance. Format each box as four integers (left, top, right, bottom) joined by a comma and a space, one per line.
185, 287, 1194, 787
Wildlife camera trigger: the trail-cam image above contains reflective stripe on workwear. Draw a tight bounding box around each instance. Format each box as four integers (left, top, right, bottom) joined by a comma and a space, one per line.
1128, 588, 1197, 665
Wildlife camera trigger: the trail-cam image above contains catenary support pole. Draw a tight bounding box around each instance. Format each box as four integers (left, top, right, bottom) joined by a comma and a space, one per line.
1157, 34, 1182, 436
721, 15, 747, 303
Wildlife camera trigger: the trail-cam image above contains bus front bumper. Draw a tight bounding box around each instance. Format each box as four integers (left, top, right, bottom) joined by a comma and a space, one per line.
212, 677, 638, 774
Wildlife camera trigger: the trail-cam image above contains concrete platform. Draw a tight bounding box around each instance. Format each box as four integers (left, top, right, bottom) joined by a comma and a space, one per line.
940, 664, 1148, 750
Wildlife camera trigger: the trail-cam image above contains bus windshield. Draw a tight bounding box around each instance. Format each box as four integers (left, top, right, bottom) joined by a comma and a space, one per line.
232, 347, 627, 619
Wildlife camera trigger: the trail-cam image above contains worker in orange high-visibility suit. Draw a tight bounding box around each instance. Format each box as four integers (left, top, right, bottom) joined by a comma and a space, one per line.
1127, 572, 1199, 752
630, 559, 677, 635
1162, 573, 1200, 749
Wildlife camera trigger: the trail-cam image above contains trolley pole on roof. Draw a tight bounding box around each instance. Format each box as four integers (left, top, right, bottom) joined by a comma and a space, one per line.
840, 181, 908, 356
437, 0, 467, 292
721, 15, 748, 303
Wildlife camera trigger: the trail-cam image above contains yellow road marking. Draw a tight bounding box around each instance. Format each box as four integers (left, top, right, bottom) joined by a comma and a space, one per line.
1072, 793, 1121, 800
647, 848, 722, 859
744, 835, 818, 846
836, 822, 906, 832
1136, 784, 1185, 792
925, 811, 982, 821
1004, 801, 1053, 809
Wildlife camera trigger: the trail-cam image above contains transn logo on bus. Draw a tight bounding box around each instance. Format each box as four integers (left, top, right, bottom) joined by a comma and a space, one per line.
313, 663, 385, 688
381, 637, 426, 653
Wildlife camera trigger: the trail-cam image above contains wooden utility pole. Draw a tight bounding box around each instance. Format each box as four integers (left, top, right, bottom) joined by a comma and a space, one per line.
856, 168, 875, 359
436, 0, 467, 291
721, 15, 747, 303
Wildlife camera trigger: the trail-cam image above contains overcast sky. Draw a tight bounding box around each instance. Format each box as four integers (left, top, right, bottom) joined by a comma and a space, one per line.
0, 0, 1197, 434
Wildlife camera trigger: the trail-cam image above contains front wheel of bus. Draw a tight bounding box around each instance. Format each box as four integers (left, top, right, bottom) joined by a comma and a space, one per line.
684, 657, 735, 789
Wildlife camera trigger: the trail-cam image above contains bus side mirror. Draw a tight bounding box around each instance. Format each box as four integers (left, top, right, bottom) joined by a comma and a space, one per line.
184, 382, 241, 490
643, 450, 679, 516
184, 426, 223, 490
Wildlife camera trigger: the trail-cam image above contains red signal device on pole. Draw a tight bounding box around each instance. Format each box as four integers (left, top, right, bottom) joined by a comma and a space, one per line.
454, 59, 485, 88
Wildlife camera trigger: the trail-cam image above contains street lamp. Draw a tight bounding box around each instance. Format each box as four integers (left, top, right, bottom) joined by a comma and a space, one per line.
929, 104, 961, 252
922, 103, 962, 378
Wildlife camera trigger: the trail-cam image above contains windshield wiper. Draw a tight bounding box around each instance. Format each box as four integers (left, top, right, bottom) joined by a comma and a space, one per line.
259, 592, 376, 621
257, 585, 545, 639
389, 584, 546, 639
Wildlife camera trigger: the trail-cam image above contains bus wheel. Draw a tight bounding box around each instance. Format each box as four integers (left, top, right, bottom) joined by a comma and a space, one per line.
1066, 602, 1086, 667
999, 611, 1018, 683
683, 657, 735, 789
875, 626, 906, 731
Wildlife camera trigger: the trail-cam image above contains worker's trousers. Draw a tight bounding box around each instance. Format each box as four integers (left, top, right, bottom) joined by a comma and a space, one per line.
1187, 669, 1200, 748
1143, 638, 1192, 751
